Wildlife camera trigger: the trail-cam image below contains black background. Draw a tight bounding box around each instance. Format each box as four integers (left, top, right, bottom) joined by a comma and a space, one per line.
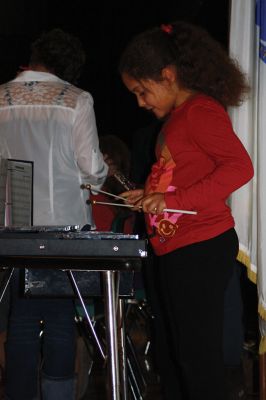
0, 0, 230, 148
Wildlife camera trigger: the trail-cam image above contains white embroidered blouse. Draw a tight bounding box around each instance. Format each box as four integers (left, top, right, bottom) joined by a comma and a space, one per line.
0, 70, 108, 228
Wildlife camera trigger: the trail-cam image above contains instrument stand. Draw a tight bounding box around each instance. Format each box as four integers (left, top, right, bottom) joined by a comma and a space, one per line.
0, 230, 147, 400
69, 272, 148, 400
0, 267, 150, 400
67, 269, 122, 400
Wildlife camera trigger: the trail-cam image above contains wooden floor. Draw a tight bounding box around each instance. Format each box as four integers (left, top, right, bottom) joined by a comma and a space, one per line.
74, 301, 260, 400
0, 306, 260, 400
0, 270, 260, 400
78, 351, 259, 400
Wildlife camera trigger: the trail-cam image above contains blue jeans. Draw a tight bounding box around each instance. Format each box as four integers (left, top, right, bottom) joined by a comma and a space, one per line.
5, 269, 76, 400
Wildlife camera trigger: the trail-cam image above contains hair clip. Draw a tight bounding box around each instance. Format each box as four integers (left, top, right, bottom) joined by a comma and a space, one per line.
161, 24, 173, 34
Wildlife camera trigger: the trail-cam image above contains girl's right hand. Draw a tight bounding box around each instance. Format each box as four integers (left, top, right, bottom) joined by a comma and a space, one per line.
120, 189, 144, 210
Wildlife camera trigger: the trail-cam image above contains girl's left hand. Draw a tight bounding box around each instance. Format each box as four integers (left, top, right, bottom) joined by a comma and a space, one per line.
141, 192, 166, 215
120, 189, 144, 211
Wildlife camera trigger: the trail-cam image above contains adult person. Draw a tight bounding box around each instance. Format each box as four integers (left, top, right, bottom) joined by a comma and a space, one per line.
119, 21, 254, 400
0, 28, 108, 400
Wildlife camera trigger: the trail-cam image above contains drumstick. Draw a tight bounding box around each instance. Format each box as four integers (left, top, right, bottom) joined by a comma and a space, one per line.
163, 208, 197, 215
88, 199, 138, 209
80, 183, 126, 201
89, 200, 197, 215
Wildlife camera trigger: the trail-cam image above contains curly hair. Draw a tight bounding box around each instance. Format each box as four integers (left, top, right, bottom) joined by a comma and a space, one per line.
99, 134, 131, 195
119, 21, 249, 108
30, 28, 86, 84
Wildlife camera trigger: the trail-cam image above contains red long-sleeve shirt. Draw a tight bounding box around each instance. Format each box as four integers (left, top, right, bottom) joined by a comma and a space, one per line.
144, 94, 254, 256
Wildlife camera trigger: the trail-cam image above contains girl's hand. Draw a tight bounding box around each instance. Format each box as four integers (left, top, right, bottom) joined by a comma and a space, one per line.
141, 192, 166, 215
120, 190, 166, 214
120, 189, 144, 211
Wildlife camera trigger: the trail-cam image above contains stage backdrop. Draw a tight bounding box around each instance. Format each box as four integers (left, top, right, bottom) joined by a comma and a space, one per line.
229, 0, 266, 352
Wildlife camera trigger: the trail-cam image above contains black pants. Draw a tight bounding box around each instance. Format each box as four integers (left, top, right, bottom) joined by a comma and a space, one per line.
155, 228, 239, 400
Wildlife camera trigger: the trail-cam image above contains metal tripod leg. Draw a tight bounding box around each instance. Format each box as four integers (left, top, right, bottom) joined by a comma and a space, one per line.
117, 298, 129, 400
67, 270, 106, 361
118, 298, 147, 400
0, 267, 14, 303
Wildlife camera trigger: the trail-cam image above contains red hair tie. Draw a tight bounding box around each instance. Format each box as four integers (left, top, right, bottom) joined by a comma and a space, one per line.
161, 24, 173, 34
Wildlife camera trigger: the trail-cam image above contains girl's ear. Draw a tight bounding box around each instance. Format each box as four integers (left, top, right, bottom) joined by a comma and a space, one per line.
161, 66, 177, 84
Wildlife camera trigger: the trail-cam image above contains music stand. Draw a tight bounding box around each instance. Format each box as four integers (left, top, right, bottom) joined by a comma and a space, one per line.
0, 158, 33, 300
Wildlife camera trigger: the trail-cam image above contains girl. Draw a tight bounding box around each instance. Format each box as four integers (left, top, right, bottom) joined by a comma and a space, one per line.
119, 21, 254, 400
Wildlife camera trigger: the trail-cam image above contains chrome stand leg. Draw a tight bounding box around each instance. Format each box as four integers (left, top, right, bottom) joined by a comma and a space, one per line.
102, 270, 120, 400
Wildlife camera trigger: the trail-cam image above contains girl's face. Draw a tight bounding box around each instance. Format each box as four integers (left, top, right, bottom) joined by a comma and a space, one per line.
122, 70, 192, 119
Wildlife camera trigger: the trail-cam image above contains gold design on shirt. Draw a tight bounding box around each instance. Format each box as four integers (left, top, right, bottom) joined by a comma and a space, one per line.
157, 219, 178, 237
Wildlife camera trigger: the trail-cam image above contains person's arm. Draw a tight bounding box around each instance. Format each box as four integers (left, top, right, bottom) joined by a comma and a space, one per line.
72, 92, 108, 189
164, 102, 254, 212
